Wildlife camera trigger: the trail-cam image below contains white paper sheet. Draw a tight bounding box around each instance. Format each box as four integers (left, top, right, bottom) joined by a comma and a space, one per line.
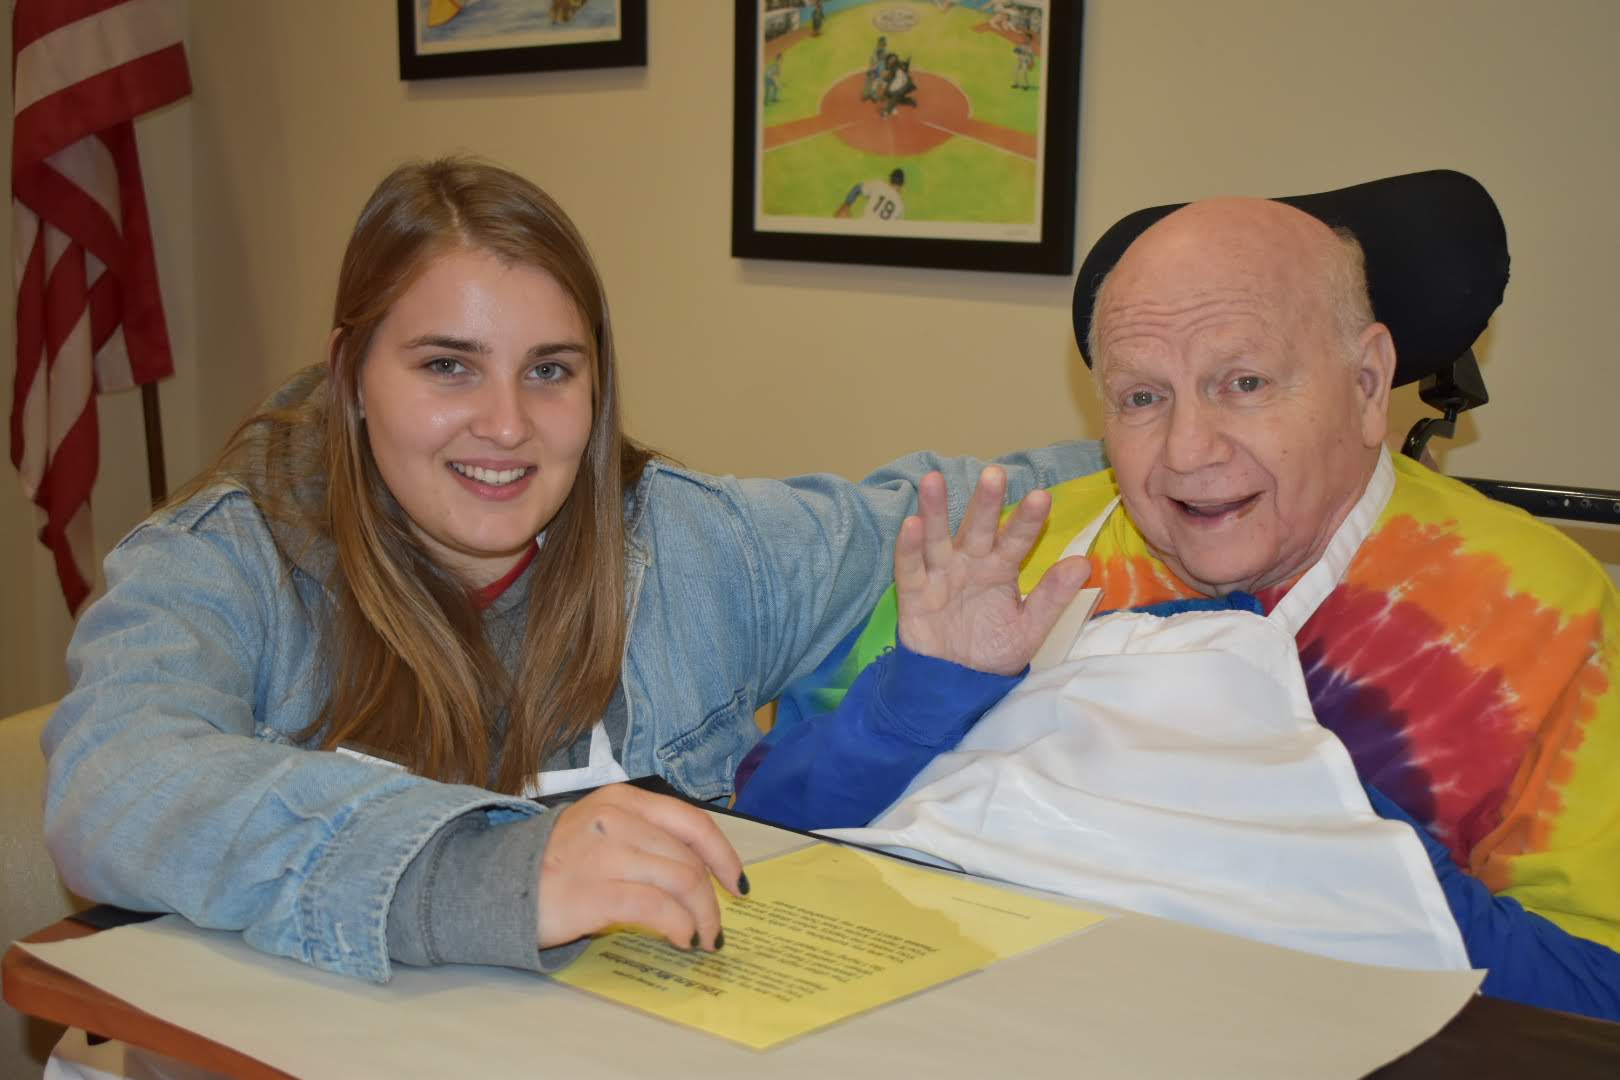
19, 815, 1482, 1079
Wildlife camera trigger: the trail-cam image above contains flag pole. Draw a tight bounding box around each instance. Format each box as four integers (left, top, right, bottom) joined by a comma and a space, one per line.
141, 383, 168, 505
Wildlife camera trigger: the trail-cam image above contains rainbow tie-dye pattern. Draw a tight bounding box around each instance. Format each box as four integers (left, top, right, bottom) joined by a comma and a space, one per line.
775, 455, 1620, 951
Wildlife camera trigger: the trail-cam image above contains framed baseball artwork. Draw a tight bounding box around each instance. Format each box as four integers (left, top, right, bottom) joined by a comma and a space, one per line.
733, 1, 1082, 275
398, 0, 647, 81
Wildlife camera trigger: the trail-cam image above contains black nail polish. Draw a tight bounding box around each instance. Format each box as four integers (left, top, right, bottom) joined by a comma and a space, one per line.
715, 929, 725, 950
689, 931, 700, 949
738, 872, 751, 896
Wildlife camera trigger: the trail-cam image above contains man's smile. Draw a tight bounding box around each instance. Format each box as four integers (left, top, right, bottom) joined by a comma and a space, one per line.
1170, 493, 1260, 520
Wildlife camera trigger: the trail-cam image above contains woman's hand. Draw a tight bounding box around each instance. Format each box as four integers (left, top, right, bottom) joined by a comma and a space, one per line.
895, 467, 1090, 675
537, 784, 746, 952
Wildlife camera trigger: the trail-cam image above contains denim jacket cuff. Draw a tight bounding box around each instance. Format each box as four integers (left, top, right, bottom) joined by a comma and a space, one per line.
292, 781, 540, 983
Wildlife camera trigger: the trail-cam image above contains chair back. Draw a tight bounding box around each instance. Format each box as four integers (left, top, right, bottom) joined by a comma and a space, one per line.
0, 703, 84, 1077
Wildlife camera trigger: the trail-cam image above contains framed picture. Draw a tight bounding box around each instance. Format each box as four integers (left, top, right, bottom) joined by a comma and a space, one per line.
733, 1, 1082, 275
398, 0, 647, 81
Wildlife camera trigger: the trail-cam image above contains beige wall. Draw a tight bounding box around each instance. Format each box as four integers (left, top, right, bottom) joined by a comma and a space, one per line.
4, 0, 1618, 715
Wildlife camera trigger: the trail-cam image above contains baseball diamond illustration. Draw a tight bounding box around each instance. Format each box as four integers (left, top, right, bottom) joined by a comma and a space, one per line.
765, 69, 1036, 159
758, 0, 1046, 226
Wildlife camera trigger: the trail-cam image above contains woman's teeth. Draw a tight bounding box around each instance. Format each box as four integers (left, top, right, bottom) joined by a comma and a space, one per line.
451, 463, 530, 486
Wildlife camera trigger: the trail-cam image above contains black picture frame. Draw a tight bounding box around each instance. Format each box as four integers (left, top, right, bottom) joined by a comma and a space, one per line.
398, 0, 647, 81
732, 1, 1082, 275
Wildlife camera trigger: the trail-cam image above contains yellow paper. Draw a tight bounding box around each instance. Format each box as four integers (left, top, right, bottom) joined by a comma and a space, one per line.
551, 843, 1107, 1050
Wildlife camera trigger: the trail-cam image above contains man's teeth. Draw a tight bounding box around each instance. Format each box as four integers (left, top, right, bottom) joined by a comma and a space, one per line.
451, 462, 529, 486
1180, 497, 1250, 517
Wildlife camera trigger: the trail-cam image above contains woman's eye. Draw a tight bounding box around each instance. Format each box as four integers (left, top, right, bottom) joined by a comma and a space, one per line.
425, 357, 465, 376
1126, 389, 1159, 409
534, 361, 569, 382
1232, 375, 1264, 393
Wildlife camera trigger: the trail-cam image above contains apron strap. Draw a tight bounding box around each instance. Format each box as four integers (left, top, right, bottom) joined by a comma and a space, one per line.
586, 719, 616, 770
520, 720, 628, 799
1060, 496, 1121, 560
1267, 447, 1395, 635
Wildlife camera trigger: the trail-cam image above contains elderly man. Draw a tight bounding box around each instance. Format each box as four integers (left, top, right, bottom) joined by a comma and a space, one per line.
734, 191, 1620, 1018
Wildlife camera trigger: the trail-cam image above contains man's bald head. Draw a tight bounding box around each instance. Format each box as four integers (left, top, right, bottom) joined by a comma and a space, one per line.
1085, 196, 1396, 597
1088, 198, 1374, 378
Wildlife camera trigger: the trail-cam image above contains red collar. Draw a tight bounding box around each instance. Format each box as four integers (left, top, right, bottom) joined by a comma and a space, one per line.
472, 545, 538, 610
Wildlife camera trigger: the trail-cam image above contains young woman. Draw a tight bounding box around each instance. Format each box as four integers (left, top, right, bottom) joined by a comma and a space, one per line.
42, 157, 1104, 984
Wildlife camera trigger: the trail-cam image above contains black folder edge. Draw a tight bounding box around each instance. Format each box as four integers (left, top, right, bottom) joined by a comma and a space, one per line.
625, 774, 970, 876
69, 905, 165, 932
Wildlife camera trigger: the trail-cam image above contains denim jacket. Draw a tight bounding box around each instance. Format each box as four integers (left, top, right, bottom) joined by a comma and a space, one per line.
43, 383, 1105, 983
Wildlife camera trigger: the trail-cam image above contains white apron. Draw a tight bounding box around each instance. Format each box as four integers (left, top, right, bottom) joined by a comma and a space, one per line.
520, 718, 631, 798
337, 717, 629, 798
825, 449, 1469, 971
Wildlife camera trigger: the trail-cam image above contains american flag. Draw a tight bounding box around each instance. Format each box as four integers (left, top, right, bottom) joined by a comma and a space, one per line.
11, 0, 191, 612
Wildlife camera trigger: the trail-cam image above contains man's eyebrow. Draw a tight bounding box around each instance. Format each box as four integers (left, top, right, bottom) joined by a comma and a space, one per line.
1098, 357, 1155, 383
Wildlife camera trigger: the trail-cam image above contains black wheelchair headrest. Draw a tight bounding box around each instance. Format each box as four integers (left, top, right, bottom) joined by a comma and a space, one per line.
1072, 170, 1510, 388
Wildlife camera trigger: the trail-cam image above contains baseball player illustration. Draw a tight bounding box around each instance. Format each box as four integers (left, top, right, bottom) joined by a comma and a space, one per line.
879, 55, 918, 118
764, 51, 783, 104
1012, 35, 1035, 89
834, 168, 906, 221
861, 35, 889, 102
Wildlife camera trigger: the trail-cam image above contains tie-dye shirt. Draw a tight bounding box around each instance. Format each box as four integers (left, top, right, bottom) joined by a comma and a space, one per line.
763, 455, 1620, 952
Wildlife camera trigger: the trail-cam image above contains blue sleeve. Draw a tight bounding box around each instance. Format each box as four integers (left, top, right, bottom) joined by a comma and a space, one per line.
734, 642, 1020, 831
1102, 592, 1263, 619
1365, 784, 1620, 1021
842, 182, 864, 207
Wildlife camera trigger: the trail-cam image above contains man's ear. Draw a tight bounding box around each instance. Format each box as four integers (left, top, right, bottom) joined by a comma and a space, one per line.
1353, 322, 1396, 448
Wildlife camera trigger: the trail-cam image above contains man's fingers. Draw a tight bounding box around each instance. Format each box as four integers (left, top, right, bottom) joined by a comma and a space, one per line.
918, 470, 953, 566
1018, 555, 1092, 642
993, 488, 1052, 565
956, 466, 1007, 558
894, 515, 928, 596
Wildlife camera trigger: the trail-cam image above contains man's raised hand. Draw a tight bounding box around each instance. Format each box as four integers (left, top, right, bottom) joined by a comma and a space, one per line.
895, 467, 1090, 675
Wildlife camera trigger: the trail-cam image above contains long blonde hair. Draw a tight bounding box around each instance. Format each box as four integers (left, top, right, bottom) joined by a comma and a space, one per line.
179, 158, 651, 791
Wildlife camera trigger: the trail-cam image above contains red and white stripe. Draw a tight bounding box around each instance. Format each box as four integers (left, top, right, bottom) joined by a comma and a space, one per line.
11, 0, 190, 612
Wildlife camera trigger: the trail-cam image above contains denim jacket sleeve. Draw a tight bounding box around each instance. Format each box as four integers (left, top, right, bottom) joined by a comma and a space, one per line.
861, 440, 1107, 530
41, 493, 542, 984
